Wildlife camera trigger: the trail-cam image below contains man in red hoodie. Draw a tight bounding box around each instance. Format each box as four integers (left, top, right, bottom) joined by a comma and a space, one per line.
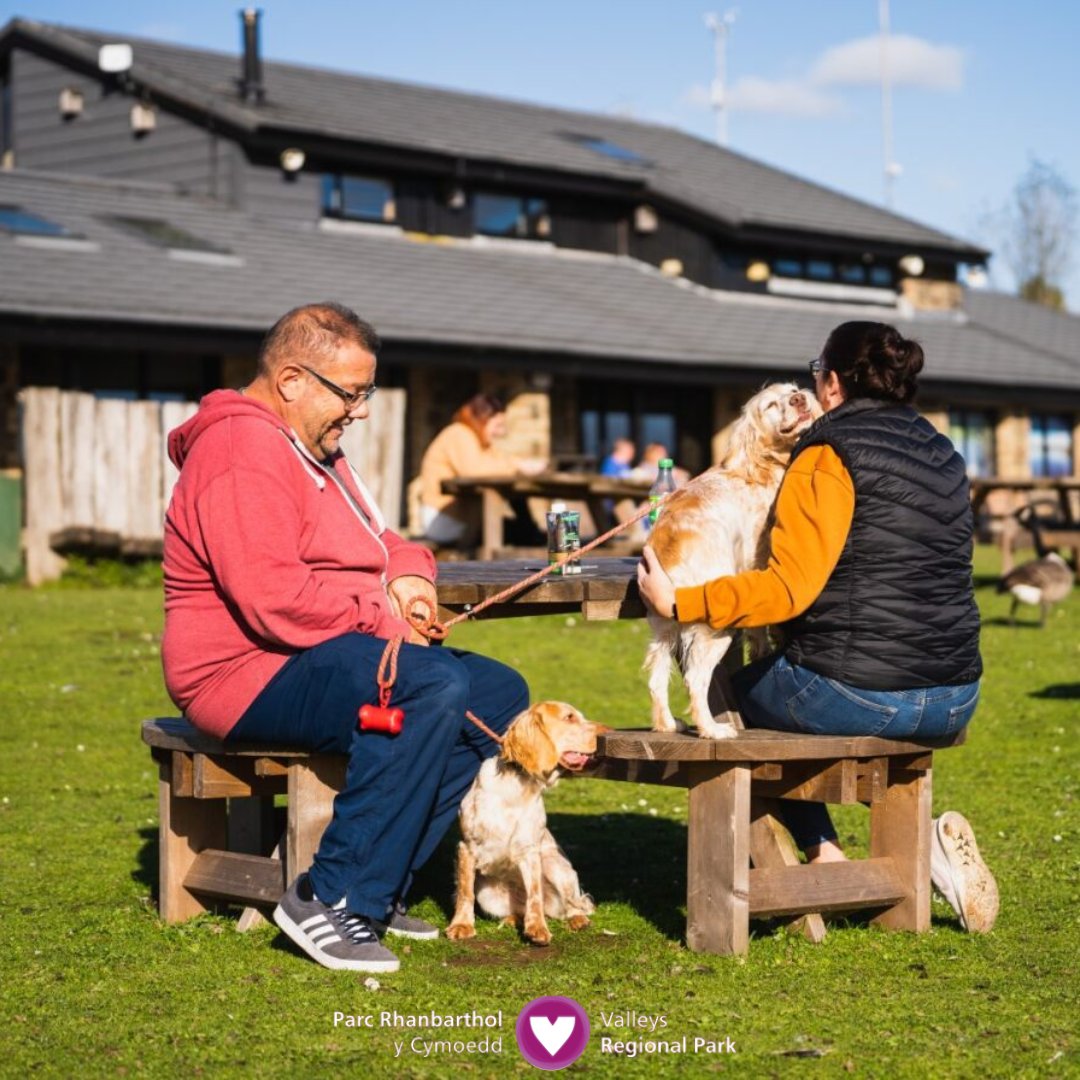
162, 302, 529, 973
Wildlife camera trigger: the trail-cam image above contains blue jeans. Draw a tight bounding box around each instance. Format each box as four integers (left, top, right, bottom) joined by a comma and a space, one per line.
732, 652, 980, 850
227, 634, 529, 920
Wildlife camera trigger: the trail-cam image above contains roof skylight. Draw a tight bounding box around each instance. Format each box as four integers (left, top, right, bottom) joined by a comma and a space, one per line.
0, 206, 74, 237
563, 134, 651, 166
104, 215, 232, 254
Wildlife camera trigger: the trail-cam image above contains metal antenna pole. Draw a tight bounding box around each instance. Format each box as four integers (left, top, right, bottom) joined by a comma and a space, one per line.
705, 10, 737, 147
879, 0, 900, 207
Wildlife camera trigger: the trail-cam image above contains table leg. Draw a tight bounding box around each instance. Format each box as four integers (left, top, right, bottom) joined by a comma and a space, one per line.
481, 488, 504, 560
869, 756, 932, 932
157, 754, 226, 922
285, 756, 346, 884
686, 763, 750, 955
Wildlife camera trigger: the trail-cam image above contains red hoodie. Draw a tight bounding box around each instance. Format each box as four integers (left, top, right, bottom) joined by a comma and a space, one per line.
162, 390, 436, 737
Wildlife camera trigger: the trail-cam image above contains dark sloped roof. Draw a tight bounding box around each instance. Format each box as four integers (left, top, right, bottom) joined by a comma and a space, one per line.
0, 170, 1074, 395
4, 17, 987, 260
964, 289, 1080, 372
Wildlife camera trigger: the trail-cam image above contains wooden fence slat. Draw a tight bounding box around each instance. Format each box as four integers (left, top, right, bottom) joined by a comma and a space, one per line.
18, 388, 66, 585
160, 400, 198, 512
128, 400, 163, 544
93, 398, 130, 536
338, 387, 406, 530
60, 391, 96, 528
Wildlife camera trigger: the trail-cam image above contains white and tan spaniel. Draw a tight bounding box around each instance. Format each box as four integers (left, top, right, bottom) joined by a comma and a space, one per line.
446, 702, 606, 946
643, 382, 821, 739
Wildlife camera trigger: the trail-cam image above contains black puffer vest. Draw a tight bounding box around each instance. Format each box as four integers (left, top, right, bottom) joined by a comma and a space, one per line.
784, 399, 982, 689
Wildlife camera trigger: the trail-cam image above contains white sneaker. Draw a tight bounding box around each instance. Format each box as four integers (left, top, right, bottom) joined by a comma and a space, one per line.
930, 811, 999, 933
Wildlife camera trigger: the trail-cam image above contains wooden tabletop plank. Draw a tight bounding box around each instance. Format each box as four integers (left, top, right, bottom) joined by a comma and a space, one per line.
435, 556, 642, 618
598, 728, 965, 763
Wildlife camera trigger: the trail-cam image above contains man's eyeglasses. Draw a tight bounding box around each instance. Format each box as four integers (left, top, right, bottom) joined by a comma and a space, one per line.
808, 358, 828, 377
301, 364, 378, 409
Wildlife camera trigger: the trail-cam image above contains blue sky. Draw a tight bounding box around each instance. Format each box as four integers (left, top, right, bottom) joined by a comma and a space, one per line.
7, 0, 1080, 309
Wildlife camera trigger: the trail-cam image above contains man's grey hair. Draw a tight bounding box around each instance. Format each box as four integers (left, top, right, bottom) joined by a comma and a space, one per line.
257, 302, 381, 375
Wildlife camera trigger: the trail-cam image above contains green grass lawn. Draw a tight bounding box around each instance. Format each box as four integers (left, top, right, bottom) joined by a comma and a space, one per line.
0, 547, 1076, 1079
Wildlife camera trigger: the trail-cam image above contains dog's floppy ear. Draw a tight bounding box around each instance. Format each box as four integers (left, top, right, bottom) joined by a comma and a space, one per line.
501, 704, 561, 777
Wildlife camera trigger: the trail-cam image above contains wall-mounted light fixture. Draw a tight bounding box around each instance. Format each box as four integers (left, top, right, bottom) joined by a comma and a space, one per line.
446, 184, 467, 210
898, 254, 925, 277
279, 147, 306, 173
130, 102, 156, 137
58, 87, 84, 120
98, 43, 134, 73
660, 258, 684, 278
634, 204, 658, 234
746, 260, 770, 283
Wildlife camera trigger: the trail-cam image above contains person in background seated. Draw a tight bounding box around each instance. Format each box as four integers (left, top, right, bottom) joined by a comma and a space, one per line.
637, 320, 998, 934
418, 393, 545, 546
600, 437, 636, 478
632, 443, 690, 485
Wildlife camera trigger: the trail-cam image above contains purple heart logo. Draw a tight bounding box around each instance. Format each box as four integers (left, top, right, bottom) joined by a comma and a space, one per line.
515, 995, 590, 1070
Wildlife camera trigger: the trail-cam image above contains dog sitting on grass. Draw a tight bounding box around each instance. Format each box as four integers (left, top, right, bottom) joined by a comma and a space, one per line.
446, 702, 606, 946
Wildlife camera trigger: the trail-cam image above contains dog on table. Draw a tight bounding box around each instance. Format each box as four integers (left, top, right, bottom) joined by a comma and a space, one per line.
446, 701, 606, 946
643, 382, 821, 739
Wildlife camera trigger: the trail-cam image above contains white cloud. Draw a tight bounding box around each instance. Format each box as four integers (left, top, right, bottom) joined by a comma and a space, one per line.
811, 34, 964, 90
682, 78, 844, 117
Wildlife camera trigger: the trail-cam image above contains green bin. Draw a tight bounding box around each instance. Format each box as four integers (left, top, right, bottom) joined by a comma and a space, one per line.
0, 471, 23, 578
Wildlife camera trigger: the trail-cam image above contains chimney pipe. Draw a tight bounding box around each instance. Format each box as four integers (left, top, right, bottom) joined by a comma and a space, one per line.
239, 9, 264, 104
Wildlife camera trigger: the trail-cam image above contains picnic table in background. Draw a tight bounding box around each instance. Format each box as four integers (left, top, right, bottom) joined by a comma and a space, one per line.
441, 472, 651, 559
970, 476, 1080, 571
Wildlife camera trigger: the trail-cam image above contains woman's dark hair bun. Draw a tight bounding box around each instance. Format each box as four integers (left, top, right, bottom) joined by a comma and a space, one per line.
822, 321, 923, 403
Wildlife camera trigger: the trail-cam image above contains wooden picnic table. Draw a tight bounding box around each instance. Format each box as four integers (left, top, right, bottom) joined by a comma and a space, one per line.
969, 476, 1080, 570
435, 555, 645, 622
441, 472, 651, 559
969, 475, 1080, 519
144, 554, 960, 956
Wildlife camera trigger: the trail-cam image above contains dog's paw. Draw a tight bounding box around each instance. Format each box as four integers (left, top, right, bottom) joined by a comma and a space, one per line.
567, 914, 591, 931
524, 920, 552, 946
445, 922, 476, 941
697, 720, 739, 740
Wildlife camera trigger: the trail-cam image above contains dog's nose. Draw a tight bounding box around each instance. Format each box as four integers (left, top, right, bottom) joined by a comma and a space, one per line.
790, 392, 806, 408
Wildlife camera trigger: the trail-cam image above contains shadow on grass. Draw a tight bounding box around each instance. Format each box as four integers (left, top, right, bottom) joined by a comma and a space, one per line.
981, 616, 1045, 629
1030, 683, 1080, 700
412, 812, 690, 942
134, 826, 158, 900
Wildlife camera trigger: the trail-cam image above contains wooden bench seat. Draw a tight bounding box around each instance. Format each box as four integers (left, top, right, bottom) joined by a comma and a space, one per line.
141, 718, 963, 953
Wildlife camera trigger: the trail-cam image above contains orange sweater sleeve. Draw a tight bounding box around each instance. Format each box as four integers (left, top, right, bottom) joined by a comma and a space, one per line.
673, 444, 855, 629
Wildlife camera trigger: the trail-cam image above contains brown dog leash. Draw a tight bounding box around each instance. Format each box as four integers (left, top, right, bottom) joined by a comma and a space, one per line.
367, 493, 669, 740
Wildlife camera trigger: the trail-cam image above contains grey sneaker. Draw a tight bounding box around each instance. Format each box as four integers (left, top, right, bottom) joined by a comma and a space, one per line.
373, 899, 439, 940
930, 811, 1000, 933
273, 874, 401, 972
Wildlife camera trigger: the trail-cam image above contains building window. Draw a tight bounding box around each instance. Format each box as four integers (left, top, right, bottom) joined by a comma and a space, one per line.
948, 409, 996, 478
868, 265, 894, 287
1029, 414, 1073, 478
806, 259, 835, 281
838, 264, 867, 284
0, 206, 73, 237
579, 381, 710, 478
773, 257, 802, 278
474, 193, 550, 239
322, 175, 396, 223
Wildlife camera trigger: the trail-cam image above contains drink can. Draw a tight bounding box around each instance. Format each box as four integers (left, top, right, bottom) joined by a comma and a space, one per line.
546, 509, 581, 575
